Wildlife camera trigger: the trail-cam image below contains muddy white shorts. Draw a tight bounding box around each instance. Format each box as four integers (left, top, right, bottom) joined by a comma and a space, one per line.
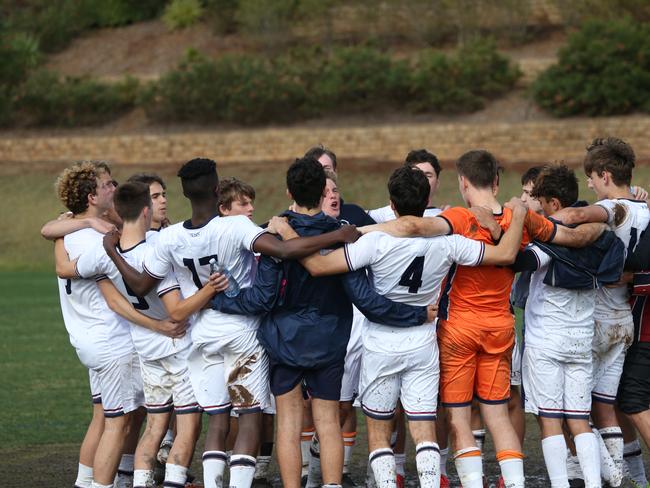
359, 344, 439, 421
188, 327, 270, 415
522, 346, 592, 419
510, 332, 522, 387
592, 313, 634, 404
95, 351, 145, 418
340, 307, 364, 402
140, 346, 199, 415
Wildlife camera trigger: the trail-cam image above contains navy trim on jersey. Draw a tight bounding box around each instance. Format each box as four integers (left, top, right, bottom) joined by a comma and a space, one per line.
437, 263, 457, 321
439, 216, 454, 235
143, 262, 164, 280
182, 214, 219, 230
95, 274, 109, 282
118, 239, 146, 254
343, 244, 354, 272
157, 285, 180, 298
249, 230, 267, 252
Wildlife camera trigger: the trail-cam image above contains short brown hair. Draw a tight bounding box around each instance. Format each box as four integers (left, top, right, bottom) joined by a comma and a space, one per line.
127, 172, 166, 190
218, 177, 256, 214
531, 164, 578, 208
114, 182, 151, 222
55, 161, 112, 215
456, 150, 500, 189
304, 144, 337, 171
584, 137, 635, 186
324, 169, 337, 184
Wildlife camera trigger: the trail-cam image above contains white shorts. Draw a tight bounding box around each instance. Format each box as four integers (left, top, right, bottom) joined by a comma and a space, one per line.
95, 351, 145, 418
522, 346, 592, 419
340, 307, 364, 402
231, 395, 276, 417
592, 313, 634, 403
140, 347, 199, 415
359, 344, 439, 421
510, 332, 522, 387
188, 327, 270, 415
89, 369, 102, 405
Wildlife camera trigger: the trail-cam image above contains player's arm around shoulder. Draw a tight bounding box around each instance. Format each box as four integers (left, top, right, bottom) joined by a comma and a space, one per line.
359, 215, 451, 238
54, 238, 78, 278
549, 204, 609, 227
41, 213, 116, 241
480, 198, 527, 266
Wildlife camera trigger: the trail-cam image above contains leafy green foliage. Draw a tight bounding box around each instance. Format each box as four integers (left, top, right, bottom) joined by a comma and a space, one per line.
532, 19, 650, 116
163, 0, 205, 30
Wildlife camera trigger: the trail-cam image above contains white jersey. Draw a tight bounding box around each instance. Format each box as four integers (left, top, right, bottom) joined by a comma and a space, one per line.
595, 198, 650, 314
143, 215, 266, 344
524, 244, 596, 358
368, 205, 441, 223
344, 232, 484, 354
58, 228, 133, 369
76, 231, 186, 361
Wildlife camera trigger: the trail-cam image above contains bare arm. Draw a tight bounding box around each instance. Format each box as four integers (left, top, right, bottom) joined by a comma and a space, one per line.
54, 239, 78, 278
550, 205, 608, 226
102, 230, 159, 296
161, 275, 228, 322
481, 201, 526, 266
551, 222, 608, 248
41, 214, 117, 241
253, 224, 360, 260
97, 279, 187, 338
358, 216, 451, 238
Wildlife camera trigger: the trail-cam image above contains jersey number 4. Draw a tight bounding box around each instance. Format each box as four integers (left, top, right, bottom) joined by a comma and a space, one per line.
183, 255, 219, 288
399, 256, 425, 293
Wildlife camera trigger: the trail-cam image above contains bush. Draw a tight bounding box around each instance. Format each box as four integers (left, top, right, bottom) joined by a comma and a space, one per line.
532, 19, 650, 116
141, 50, 307, 124
15, 71, 139, 126
163, 0, 205, 30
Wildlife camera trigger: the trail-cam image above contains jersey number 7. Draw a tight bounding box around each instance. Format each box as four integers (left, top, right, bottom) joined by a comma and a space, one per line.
183, 255, 219, 288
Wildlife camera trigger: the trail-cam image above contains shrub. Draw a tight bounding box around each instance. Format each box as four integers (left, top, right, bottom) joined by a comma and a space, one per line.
532, 19, 650, 116
15, 71, 139, 126
204, 0, 240, 34
408, 39, 520, 113
163, 0, 205, 30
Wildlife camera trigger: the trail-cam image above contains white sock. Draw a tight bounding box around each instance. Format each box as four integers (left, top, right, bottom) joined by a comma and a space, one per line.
202, 450, 227, 488
472, 429, 486, 455
415, 442, 441, 488
574, 432, 601, 488
366, 458, 377, 488
439, 447, 449, 477
343, 432, 356, 474
454, 448, 483, 488
133, 469, 154, 488
163, 463, 187, 487
593, 428, 616, 485
254, 455, 271, 480
229, 454, 256, 488
541, 435, 569, 488
75, 463, 93, 488
624, 439, 648, 487
163, 428, 174, 444
322, 485, 342, 488
599, 426, 624, 487
394, 452, 406, 477
90, 483, 113, 488
301, 428, 315, 475
306, 436, 322, 488
369, 448, 397, 487
499, 457, 525, 488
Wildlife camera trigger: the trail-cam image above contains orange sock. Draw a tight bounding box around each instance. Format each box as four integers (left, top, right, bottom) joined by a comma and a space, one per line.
455, 447, 482, 459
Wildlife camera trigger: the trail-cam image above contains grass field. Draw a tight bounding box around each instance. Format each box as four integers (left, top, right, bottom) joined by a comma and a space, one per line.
2, 160, 650, 486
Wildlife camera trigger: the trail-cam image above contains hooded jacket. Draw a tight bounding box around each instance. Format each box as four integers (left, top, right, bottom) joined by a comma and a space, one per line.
212, 210, 427, 368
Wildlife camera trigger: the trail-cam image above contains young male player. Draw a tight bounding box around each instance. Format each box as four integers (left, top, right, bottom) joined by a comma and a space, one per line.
127, 173, 170, 231
102, 158, 362, 488
359, 149, 607, 488
518, 164, 623, 488
271, 166, 530, 488
210, 157, 435, 488
550, 138, 650, 487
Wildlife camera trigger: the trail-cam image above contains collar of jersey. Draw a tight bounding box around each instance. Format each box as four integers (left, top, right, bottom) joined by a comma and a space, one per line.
118, 239, 146, 254
183, 214, 219, 230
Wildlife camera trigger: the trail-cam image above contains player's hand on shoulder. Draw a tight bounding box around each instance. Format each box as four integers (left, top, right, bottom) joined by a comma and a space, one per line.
505, 197, 527, 217
89, 217, 117, 235
631, 185, 648, 201
440, 204, 451, 211
156, 318, 188, 338
469, 205, 500, 239
102, 229, 121, 252
207, 272, 229, 293
267, 216, 290, 237
57, 211, 73, 221
339, 224, 361, 243
426, 304, 438, 323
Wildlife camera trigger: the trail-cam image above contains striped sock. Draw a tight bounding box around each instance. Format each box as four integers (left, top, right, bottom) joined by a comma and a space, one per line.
229, 454, 256, 488
343, 431, 356, 474
415, 442, 441, 487
454, 447, 483, 488
369, 448, 396, 488
202, 450, 227, 488
163, 463, 187, 488
496, 450, 525, 488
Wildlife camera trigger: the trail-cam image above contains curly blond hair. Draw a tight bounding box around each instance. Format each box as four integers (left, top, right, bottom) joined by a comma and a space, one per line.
55, 161, 111, 215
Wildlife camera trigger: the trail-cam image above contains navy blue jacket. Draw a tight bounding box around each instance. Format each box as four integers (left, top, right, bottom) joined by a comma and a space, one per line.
339, 198, 376, 226
212, 211, 427, 369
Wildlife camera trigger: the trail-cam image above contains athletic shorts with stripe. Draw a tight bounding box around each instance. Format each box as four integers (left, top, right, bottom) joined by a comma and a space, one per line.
522, 345, 592, 419
340, 307, 364, 402
592, 312, 634, 404
359, 342, 439, 421
438, 322, 513, 406
188, 327, 270, 415
89, 369, 102, 404
96, 351, 145, 418
140, 345, 199, 415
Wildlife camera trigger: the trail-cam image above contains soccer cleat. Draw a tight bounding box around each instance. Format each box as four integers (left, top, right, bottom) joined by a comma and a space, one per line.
157, 439, 173, 465
301, 474, 308, 487
497, 475, 505, 488
440, 474, 450, 488
396, 473, 405, 488
567, 452, 585, 487
341, 472, 359, 488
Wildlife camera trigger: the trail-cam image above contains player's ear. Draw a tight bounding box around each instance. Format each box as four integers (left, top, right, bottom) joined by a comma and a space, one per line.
286, 189, 292, 201
389, 200, 396, 213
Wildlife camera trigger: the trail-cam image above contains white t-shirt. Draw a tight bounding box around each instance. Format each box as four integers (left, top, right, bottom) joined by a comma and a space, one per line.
76, 231, 186, 361
368, 205, 441, 223
143, 215, 266, 344
344, 232, 484, 354
524, 245, 596, 359
58, 228, 133, 369
595, 198, 650, 314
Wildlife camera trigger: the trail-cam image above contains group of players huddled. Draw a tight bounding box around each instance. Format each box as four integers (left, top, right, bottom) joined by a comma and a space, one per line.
43, 138, 650, 488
